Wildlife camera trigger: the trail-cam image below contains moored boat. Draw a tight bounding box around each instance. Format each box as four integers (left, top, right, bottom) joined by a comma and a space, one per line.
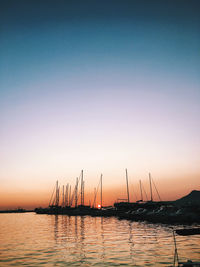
175, 228, 200, 236
172, 228, 200, 267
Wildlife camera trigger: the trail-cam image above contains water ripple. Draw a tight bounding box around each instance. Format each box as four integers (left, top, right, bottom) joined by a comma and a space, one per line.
0, 213, 199, 266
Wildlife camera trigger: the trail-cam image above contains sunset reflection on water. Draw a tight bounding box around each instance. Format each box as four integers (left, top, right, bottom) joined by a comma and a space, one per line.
0, 213, 199, 266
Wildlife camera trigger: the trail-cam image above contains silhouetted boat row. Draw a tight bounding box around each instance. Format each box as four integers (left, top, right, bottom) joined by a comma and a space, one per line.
35, 170, 200, 224
115, 202, 200, 224
35, 205, 117, 217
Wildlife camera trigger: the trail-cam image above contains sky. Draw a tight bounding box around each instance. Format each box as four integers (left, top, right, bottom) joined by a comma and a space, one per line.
0, 0, 200, 209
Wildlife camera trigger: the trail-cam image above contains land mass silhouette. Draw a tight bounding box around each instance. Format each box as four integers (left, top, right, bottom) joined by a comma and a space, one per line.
175, 190, 200, 206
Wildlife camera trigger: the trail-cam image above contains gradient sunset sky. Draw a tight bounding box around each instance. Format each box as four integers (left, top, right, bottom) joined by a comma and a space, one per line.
0, 0, 200, 209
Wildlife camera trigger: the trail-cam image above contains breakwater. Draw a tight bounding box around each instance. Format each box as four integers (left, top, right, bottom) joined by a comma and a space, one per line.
0, 208, 33, 213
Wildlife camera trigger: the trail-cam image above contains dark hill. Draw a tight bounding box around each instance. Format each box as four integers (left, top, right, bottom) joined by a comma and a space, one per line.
175, 190, 200, 206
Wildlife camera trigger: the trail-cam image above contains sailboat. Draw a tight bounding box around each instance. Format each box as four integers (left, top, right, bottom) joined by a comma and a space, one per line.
173, 228, 200, 267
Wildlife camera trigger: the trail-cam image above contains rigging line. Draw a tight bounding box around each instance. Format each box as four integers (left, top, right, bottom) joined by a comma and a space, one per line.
93, 176, 101, 207
93, 184, 99, 207
93, 188, 97, 208
77, 190, 81, 202
139, 180, 143, 201
76, 170, 82, 198
52, 192, 56, 206
53, 181, 59, 206
49, 183, 56, 206
56, 186, 60, 206
93, 190, 98, 208
70, 184, 76, 206
65, 184, 69, 206
69, 171, 82, 206
152, 177, 162, 201
78, 171, 82, 182
142, 184, 148, 201
96, 177, 101, 194
132, 186, 138, 202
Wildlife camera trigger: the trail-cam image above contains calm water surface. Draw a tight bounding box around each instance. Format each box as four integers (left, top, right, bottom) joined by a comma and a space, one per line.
0, 213, 199, 266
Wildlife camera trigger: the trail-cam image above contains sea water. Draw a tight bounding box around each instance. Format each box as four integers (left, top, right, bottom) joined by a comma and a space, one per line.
0, 213, 199, 266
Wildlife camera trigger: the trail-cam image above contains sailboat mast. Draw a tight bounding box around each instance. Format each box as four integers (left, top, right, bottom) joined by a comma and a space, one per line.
62, 185, 65, 207
100, 174, 103, 208
83, 181, 85, 206
65, 184, 68, 206
93, 187, 96, 208
56, 180, 59, 206
75, 177, 78, 208
69, 185, 71, 207
139, 180, 143, 202
149, 173, 153, 202
81, 170, 83, 206
126, 169, 130, 203
57, 186, 60, 206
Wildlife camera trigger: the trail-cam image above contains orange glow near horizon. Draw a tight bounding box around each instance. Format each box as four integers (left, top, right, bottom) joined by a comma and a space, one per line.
0, 171, 199, 210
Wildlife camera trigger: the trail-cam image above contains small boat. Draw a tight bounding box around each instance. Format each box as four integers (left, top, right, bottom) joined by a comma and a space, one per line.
173, 228, 200, 267
175, 228, 200, 236
177, 260, 200, 267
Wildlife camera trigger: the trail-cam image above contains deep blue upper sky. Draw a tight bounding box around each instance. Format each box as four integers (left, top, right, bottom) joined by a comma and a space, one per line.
1, 0, 199, 94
